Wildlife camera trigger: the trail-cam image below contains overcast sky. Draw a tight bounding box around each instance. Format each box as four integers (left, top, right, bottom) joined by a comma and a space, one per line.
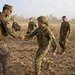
0, 0, 75, 19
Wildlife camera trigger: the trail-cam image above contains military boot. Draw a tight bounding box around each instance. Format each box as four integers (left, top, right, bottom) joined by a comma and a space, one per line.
61, 48, 66, 55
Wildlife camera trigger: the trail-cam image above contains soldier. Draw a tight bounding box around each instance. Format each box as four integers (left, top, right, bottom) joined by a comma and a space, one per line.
0, 4, 24, 75
27, 18, 37, 34
59, 16, 71, 54
12, 19, 21, 32
25, 16, 56, 75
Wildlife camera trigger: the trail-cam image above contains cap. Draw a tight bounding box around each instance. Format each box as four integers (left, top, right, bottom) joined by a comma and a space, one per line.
3, 4, 13, 12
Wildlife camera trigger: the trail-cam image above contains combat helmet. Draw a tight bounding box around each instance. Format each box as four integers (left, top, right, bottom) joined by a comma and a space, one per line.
37, 16, 48, 24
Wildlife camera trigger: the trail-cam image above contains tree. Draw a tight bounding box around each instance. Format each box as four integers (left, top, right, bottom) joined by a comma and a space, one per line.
10, 14, 17, 20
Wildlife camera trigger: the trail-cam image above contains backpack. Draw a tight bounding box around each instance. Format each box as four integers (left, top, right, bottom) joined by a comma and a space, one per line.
12, 22, 21, 31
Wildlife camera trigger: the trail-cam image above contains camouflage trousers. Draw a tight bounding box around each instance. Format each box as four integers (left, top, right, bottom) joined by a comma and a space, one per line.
35, 43, 51, 75
59, 36, 68, 52
0, 40, 10, 75
51, 37, 57, 52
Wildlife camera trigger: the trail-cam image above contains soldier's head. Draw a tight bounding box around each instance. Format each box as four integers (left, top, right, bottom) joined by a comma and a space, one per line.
29, 18, 32, 22
62, 16, 67, 22
2, 4, 13, 17
37, 16, 48, 27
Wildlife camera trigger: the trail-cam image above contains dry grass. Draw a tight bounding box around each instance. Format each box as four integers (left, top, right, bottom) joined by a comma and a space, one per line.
0, 24, 75, 75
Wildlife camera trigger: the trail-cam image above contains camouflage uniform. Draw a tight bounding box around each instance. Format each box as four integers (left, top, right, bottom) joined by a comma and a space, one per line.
28, 21, 37, 33
59, 21, 71, 52
26, 16, 56, 75
46, 23, 57, 53
0, 4, 21, 75
48, 25, 57, 52
51, 34, 57, 52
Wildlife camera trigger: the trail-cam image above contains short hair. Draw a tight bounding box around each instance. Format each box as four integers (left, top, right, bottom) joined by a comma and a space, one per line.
29, 18, 32, 20
62, 16, 66, 18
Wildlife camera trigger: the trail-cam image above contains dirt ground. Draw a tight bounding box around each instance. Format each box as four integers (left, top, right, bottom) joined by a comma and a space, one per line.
0, 24, 75, 75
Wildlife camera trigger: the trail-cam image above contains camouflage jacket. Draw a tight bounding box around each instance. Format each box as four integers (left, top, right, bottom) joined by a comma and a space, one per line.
60, 22, 71, 37
26, 26, 54, 47
28, 22, 37, 32
0, 12, 20, 40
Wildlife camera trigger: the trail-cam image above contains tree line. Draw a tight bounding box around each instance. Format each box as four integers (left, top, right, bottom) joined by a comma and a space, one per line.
9, 14, 75, 24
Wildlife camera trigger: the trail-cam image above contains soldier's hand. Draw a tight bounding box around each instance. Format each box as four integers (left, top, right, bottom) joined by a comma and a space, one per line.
51, 52, 56, 57
19, 35, 25, 41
